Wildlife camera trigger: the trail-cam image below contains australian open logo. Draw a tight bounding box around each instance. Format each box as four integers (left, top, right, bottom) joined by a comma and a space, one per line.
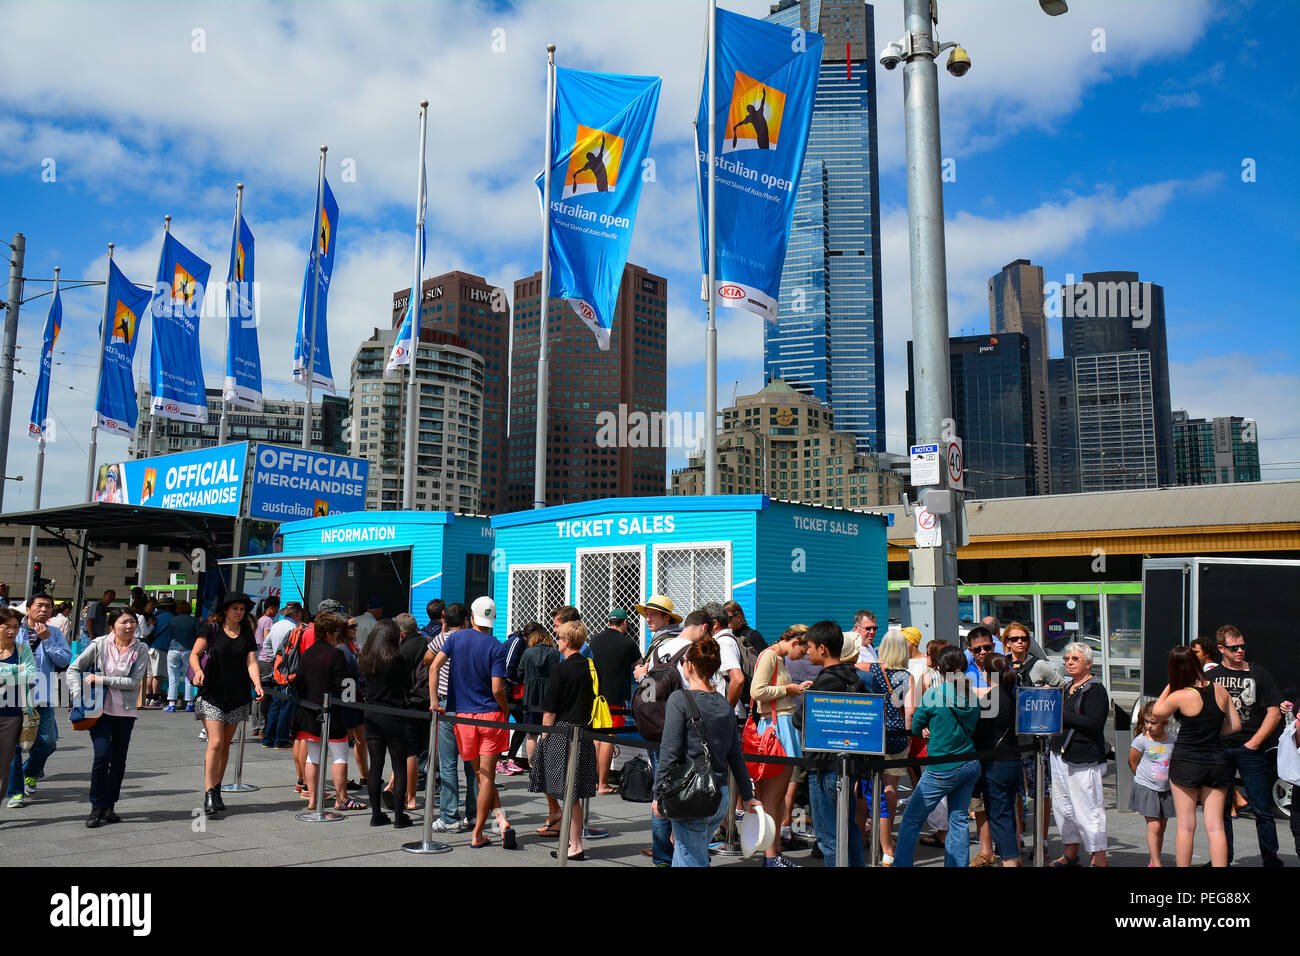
724, 72, 786, 154
566, 125, 624, 196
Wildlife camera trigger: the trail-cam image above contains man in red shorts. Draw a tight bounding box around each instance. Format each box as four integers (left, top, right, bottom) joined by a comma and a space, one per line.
428, 596, 514, 849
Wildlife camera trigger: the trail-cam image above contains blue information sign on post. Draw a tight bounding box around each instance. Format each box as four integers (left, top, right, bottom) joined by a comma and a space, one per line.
802, 692, 886, 755
1016, 686, 1064, 735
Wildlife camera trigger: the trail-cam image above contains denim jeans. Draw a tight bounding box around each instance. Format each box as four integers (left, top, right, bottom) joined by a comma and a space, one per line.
981, 760, 1022, 861
648, 749, 674, 865
166, 648, 197, 703
88, 715, 135, 810
437, 704, 478, 824
808, 767, 865, 866
894, 759, 980, 867
1223, 744, 1280, 866
263, 685, 297, 748
668, 783, 730, 867
7, 706, 59, 795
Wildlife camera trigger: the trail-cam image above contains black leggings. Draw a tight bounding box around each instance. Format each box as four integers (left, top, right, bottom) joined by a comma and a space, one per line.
366, 730, 409, 813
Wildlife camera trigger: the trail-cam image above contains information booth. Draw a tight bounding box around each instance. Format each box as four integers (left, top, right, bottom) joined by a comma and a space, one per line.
489, 495, 889, 648
223, 511, 494, 618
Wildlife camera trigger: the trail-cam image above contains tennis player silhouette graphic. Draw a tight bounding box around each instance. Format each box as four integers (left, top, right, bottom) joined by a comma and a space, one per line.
571, 135, 609, 194
731, 88, 770, 149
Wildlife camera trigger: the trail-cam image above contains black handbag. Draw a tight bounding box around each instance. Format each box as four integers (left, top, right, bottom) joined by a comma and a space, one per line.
654, 690, 722, 821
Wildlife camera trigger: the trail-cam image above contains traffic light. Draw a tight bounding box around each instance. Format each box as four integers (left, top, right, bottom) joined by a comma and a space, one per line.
32, 561, 48, 590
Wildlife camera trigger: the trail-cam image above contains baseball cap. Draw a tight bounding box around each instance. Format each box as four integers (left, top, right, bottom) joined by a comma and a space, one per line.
609, 608, 629, 622
365, 596, 384, 611
471, 596, 496, 628
316, 598, 345, 616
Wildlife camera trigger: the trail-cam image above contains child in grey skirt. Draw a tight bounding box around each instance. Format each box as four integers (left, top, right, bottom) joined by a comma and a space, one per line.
1128, 700, 1177, 866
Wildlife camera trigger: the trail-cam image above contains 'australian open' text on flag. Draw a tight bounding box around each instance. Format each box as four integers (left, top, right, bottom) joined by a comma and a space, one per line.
95, 261, 154, 439
294, 177, 339, 392
149, 232, 213, 424
696, 9, 823, 322
27, 285, 61, 442
225, 214, 263, 410
538, 67, 661, 350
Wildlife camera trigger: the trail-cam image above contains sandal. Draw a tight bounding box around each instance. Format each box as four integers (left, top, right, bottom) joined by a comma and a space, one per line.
918, 834, 944, 848
334, 798, 367, 811
537, 820, 563, 836
972, 852, 999, 867
470, 837, 492, 849
1047, 855, 1080, 868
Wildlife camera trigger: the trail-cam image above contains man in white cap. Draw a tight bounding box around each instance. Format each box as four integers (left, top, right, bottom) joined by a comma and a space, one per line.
427, 595, 514, 850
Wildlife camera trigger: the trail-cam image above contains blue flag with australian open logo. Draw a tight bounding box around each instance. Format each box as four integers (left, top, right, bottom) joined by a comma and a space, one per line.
536, 67, 660, 350
149, 232, 212, 423
225, 214, 263, 410
696, 8, 822, 322
94, 260, 154, 438
27, 284, 61, 441
293, 177, 339, 392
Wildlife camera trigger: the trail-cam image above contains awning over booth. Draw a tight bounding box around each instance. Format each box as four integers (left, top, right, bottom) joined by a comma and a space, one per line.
2, 502, 239, 552
218, 544, 404, 566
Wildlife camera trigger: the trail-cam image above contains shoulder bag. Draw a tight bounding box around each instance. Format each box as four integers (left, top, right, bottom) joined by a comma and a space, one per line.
655, 690, 722, 820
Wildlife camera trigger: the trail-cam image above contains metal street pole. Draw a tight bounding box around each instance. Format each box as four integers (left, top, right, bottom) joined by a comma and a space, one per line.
901, 0, 959, 631
219, 184, 244, 446
147, 216, 171, 460
704, 0, 719, 496
24, 266, 56, 599
0, 232, 26, 512
302, 146, 327, 450
86, 244, 115, 502
403, 101, 429, 511
533, 43, 557, 509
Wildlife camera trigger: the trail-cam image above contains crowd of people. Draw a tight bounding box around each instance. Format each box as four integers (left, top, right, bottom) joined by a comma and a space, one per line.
0, 579, 1296, 870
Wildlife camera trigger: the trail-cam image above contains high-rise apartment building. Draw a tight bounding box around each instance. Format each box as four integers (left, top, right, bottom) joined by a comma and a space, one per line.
505, 264, 667, 511
391, 270, 509, 513
672, 380, 900, 508
1173, 411, 1261, 485
132, 388, 349, 457
350, 326, 484, 513
989, 259, 1049, 489
763, 0, 885, 454
905, 334, 1037, 499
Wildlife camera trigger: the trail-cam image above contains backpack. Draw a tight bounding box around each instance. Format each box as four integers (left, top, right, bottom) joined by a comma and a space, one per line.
619, 755, 655, 802
272, 625, 308, 686
735, 638, 761, 709
867, 663, 908, 742
631, 644, 690, 744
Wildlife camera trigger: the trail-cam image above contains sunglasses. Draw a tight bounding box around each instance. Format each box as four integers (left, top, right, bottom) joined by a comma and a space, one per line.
1218, 643, 1245, 652
971, 645, 993, 653
1006, 635, 1029, 643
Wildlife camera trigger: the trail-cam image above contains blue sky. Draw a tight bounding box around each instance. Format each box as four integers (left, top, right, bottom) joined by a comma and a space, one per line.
1, 0, 1296, 511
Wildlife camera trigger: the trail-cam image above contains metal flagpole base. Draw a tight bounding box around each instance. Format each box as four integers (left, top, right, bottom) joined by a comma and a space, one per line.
295, 809, 346, 823
221, 783, 259, 793
401, 839, 453, 855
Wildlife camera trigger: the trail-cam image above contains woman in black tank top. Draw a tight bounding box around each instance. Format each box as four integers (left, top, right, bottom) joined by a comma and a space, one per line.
1153, 646, 1241, 867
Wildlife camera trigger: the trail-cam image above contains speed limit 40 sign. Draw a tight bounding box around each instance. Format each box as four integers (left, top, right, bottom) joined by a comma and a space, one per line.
946, 437, 965, 491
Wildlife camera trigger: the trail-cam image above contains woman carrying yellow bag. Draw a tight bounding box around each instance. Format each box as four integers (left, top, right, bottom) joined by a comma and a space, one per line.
528, 621, 600, 860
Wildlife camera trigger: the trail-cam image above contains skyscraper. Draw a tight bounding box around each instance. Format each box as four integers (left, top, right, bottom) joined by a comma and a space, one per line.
989, 259, 1048, 489
764, 0, 885, 454
1173, 411, 1261, 485
906, 334, 1037, 499
506, 263, 667, 511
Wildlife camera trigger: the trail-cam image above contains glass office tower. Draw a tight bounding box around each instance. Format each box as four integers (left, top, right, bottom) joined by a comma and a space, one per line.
764, 0, 885, 454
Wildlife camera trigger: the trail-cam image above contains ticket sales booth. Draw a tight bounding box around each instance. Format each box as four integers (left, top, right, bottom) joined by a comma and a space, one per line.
222, 510, 494, 619
489, 495, 890, 648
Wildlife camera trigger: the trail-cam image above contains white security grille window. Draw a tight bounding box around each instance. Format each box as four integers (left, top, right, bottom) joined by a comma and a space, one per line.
653, 543, 730, 612
507, 565, 570, 633
578, 547, 645, 647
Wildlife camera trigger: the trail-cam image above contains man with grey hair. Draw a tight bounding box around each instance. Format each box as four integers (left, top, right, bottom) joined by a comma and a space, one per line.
852, 610, 879, 665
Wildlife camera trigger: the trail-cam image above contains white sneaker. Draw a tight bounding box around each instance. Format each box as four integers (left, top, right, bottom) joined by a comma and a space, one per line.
430, 819, 457, 833
198, 729, 208, 741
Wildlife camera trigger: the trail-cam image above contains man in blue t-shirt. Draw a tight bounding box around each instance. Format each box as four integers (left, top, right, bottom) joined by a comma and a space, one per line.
428, 596, 512, 849
963, 627, 995, 689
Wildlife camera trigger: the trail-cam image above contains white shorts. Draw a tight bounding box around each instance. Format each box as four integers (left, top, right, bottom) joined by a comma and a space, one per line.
146, 647, 163, 677
305, 738, 351, 766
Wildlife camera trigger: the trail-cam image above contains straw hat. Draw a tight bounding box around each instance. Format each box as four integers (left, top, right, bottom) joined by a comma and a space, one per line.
634, 594, 682, 624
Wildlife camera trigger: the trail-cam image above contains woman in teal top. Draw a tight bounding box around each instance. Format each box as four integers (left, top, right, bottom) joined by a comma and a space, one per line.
893, 645, 982, 867
0, 607, 37, 807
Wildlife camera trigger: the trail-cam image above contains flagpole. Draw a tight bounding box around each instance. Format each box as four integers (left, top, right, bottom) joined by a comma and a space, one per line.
85, 243, 114, 502
220, 184, 243, 446
403, 101, 429, 511
148, 214, 171, 459
25, 266, 57, 598
302, 145, 326, 451
704, 0, 719, 496
533, 42, 557, 510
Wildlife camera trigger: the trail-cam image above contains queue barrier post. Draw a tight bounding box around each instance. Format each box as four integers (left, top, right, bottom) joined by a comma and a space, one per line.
556, 725, 582, 867
581, 797, 609, 839
1033, 736, 1046, 868
403, 709, 452, 855
835, 753, 849, 868
295, 693, 344, 823
869, 768, 882, 867
713, 770, 742, 857
221, 713, 258, 793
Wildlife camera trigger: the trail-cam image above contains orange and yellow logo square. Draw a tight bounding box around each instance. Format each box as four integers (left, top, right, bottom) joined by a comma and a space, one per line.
172, 263, 198, 305
725, 71, 785, 154
112, 300, 137, 343
565, 125, 624, 197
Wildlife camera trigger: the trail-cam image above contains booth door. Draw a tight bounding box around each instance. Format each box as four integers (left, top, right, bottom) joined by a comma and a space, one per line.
652, 543, 731, 619
577, 546, 647, 650
507, 565, 570, 634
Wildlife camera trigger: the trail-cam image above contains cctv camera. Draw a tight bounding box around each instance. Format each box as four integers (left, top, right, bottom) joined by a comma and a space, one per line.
879, 40, 904, 70
946, 45, 971, 77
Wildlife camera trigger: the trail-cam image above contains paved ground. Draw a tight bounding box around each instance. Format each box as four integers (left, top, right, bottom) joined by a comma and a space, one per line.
1, 708, 1292, 868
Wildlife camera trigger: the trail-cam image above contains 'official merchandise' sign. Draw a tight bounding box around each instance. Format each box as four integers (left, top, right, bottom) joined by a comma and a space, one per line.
249, 444, 369, 521
94, 443, 249, 516
1016, 686, 1064, 735
802, 692, 886, 755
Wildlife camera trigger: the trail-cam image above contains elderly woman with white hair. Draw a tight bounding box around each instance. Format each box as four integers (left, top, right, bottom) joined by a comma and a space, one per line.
1047, 641, 1110, 867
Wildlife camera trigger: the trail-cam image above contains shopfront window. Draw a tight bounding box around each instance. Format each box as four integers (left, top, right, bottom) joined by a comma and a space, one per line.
1040, 594, 1101, 661
979, 596, 1033, 634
